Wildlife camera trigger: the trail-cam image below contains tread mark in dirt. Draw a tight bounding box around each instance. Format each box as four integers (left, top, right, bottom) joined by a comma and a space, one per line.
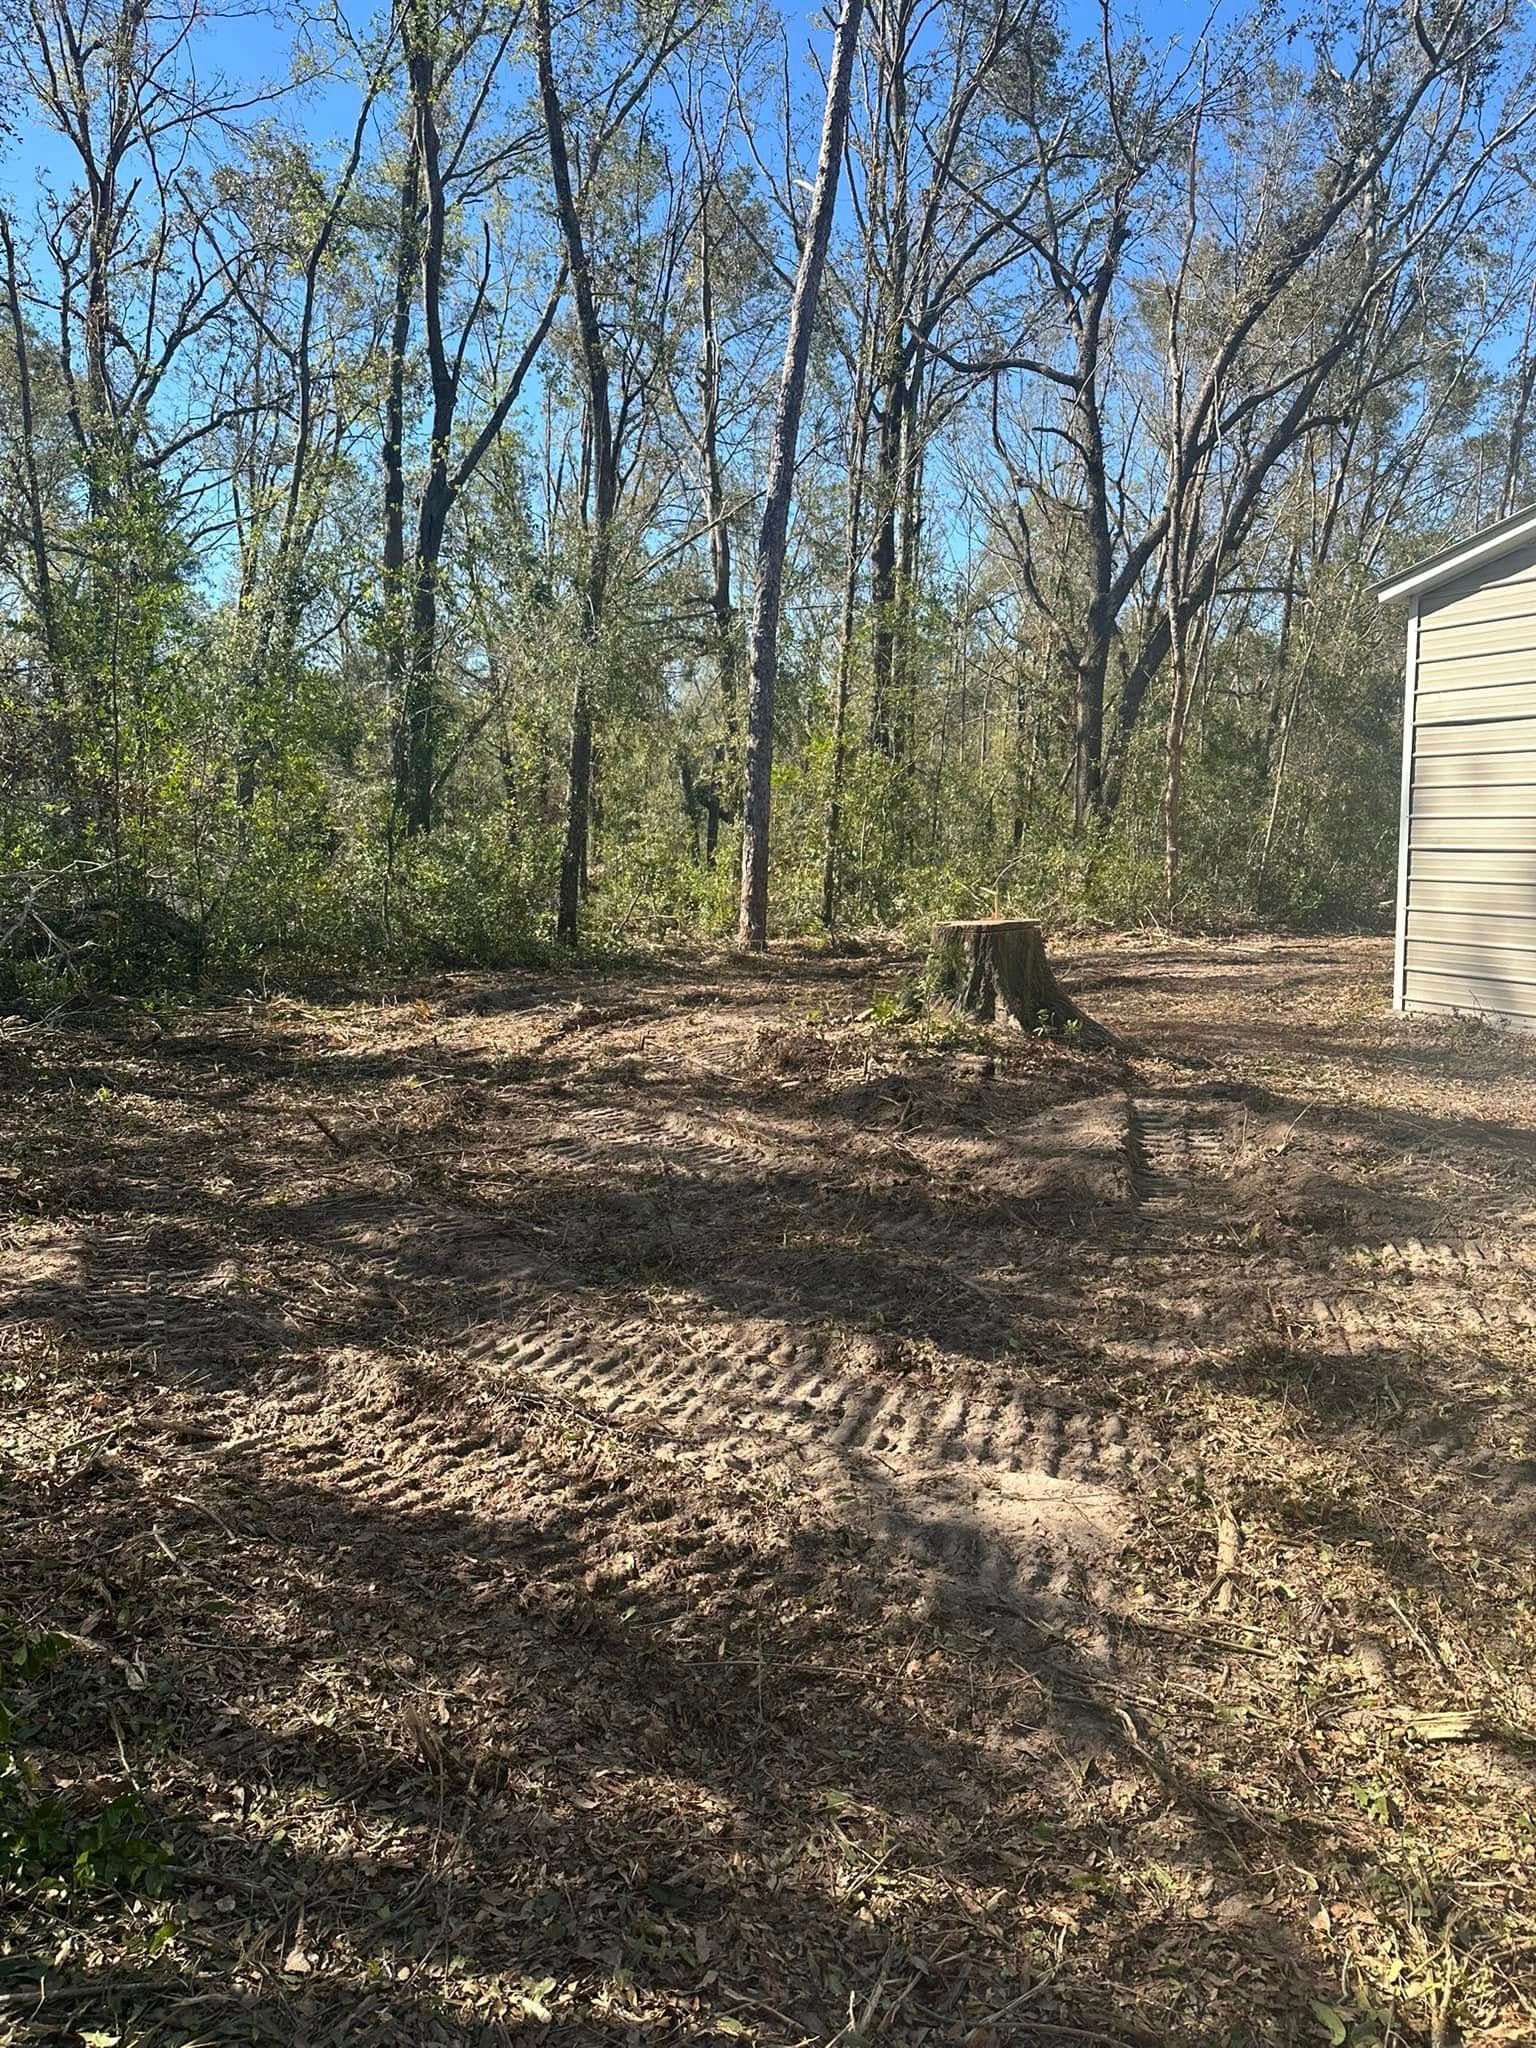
1277, 1256, 1536, 1356
1128, 1094, 1225, 1213
471, 1319, 1141, 1615
525, 1108, 747, 1182
201, 1379, 755, 1628
1267, 1283, 1536, 1540
1292, 1288, 1506, 1354
238, 1382, 1085, 1636
1344, 1238, 1536, 1275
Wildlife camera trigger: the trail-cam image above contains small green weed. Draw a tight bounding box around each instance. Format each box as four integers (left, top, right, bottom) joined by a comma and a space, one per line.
0, 1628, 171, 1899
1029, 1008, 1083, 1043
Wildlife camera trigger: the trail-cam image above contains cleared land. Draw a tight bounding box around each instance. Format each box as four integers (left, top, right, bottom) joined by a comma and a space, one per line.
1, 934, 1534, 2047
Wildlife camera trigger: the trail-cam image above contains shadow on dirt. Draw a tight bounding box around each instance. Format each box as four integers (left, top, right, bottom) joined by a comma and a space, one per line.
2, 1370, 1334, 2046
5, 937, 1535, 2042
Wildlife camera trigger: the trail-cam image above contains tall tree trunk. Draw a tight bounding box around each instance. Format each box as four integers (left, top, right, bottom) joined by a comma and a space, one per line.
1055, 208, 1129, 832
820, 331, 874, 928
1072, 352, 1115, 829
1254, 597, 1329, 906
1258, 535, 1303, 781
698, 187, 734, 862
1161, 125, 1201, 925
894, 369, 924, 761
383, 14, 561, 835
80, 0, 148, 516
699, 193, 736, 734
1, 209, 83, 831
536, 0, 617, 943
1162, 596, 1192, 923
868, 377, 903, 753
1012, 640, 1043, 847
395, 467, 452, 835
60, 0, 150, 847
738, 0, 865, 950
1, 215, 58, 659
1254, 660, 1306, 905
241, 74, 379, 807
866, 0, 908, 759
1502, 279, 1536, 516
381, 123, 421, 820
391, 28, 454, 835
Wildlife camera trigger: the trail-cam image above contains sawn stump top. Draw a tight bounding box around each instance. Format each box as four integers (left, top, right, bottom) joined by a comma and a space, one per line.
932, 917, 1043, 932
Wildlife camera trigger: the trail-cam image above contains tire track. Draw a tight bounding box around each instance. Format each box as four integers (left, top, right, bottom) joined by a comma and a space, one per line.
1277, 1251, 1536, 1355
1128, 1093, 1227, 1216
1125, 1096, 1536, 1545
1270, 1269, 1536, 1541
479, 1321, 1139, 1484
519, 1107, 751, 1182
196, 1363, 789, 1633
468, 1316, 1142, 1615
1343, 1237, 1536, 1276
1407, 1425, 1536, 1538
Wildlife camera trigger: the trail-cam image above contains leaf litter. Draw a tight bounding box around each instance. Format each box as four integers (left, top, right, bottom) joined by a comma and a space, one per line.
0, 934, 1533, 2045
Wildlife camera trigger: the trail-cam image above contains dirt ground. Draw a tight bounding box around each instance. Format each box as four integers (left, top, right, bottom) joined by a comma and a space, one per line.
2, 933, 1534, 2048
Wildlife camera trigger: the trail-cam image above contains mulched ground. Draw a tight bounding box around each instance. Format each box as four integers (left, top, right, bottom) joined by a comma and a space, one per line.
1, 934, 1533, 2047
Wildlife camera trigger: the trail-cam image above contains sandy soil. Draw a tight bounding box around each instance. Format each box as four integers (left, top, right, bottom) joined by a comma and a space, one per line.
1, 934, 1533, 2046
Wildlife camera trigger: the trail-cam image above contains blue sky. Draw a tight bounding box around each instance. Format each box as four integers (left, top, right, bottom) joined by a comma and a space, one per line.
4, 0, 1244, 205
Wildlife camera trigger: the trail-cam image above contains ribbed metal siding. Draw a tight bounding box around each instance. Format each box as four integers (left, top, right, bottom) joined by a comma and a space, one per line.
1401, 538, 1536, 1026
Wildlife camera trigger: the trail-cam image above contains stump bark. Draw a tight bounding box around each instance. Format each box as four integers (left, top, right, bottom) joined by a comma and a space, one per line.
929, 918, 1105, 1040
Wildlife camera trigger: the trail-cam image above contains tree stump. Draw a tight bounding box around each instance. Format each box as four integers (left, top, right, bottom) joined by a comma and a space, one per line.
929, 918, 1106, 1040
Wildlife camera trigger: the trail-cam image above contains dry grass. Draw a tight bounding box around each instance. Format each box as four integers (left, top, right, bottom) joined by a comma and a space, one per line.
1, 934, 1534, 2047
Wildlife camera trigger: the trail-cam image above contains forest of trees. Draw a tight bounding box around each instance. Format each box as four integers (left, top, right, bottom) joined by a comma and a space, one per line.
4, 0, 1536, 988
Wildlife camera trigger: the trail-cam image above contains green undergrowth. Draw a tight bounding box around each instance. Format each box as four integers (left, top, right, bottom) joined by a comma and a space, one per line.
0, 1628, 171, 1904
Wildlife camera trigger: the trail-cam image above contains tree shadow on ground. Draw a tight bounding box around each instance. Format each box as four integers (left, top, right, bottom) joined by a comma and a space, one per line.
1, 1364, 1342, 2046
4, 938, 1535, 2042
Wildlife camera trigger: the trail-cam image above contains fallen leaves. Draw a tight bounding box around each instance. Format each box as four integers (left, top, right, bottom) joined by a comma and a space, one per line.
2, 939, 1535, 2047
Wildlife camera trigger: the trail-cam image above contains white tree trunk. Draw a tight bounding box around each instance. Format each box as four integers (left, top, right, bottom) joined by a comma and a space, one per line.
738, 0, 865, 949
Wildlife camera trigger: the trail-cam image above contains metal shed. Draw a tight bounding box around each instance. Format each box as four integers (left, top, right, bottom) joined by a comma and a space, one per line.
1379, 504, 1536, 1028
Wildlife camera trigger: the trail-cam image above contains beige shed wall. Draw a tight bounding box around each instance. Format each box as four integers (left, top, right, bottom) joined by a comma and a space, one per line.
1399, 537, 1536, 1026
